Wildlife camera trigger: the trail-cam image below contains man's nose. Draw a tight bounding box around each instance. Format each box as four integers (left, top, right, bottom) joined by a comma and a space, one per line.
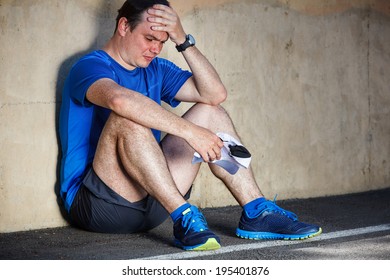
150, 42, 163, 54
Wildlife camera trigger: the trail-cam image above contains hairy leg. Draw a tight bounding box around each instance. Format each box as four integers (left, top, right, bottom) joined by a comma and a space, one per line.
92, 112, 187, 214
162, 103, 264, 206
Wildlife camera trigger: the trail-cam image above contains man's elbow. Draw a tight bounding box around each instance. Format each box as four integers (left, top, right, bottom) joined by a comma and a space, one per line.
210, 85, 227, 105
107, 94, 127, 113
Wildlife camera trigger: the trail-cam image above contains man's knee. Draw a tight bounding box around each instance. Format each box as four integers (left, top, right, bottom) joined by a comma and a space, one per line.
185, 103, 231, 126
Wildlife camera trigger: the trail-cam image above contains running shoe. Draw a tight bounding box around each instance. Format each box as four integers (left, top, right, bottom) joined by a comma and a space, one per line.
236, 200, 322, 240
173, 206, 221, 251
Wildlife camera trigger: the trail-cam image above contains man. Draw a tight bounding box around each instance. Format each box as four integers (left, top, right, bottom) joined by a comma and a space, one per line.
59, 0, 321, 251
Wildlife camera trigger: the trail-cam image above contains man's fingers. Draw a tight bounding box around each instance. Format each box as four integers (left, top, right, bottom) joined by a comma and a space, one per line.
209, 143, 223, 161
147, 5, 186, 45
151, 4, 174, 14
217, 138, 224, 148
207, 150, 217, 162
147, 16, 169, 26
200, 151, 210, 163
200, 149, 217, 162
215, 149, 222, 160
147, 10, 176, 32
148, 6, 176, 20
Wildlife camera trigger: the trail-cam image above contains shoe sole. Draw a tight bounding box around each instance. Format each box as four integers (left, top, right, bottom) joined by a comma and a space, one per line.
175, 238, 221, 251
236, 227, 322, 240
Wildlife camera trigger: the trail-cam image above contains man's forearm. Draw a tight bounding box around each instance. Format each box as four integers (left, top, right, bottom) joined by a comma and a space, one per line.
181, 45, 227, 104
87, 78, 193, 141
88, 78, 223, 162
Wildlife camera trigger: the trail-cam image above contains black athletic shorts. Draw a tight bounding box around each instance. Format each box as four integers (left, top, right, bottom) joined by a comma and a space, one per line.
69, 168, 191, 234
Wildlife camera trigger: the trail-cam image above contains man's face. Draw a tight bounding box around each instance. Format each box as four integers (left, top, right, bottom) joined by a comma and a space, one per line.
119, 11, 169, 70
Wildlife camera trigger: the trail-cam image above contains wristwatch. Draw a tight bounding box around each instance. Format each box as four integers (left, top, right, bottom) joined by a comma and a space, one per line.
176, 34, 196, 52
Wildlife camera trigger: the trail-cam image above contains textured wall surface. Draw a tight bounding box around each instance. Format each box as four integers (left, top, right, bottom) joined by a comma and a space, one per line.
0, 0, 389, 232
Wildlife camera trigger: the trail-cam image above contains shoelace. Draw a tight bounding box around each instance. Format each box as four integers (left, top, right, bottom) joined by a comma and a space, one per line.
255, 196, 298, 221
181, 208, 208, 234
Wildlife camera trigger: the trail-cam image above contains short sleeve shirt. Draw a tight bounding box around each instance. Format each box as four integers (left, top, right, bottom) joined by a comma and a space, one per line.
59, 50, 192, 211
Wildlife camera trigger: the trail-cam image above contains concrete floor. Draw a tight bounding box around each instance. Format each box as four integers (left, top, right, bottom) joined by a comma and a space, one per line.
1, 188, 389, 260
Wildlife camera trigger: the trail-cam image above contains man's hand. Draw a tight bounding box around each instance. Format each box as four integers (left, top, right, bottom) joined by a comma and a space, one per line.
147, 4, 187, 45
185, 125, 224, 163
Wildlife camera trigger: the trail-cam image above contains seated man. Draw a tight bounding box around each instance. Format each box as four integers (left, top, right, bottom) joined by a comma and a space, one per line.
59, 0, 321, 251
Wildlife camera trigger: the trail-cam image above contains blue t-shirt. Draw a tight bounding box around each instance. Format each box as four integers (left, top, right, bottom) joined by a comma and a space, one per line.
59, 50, 192, 212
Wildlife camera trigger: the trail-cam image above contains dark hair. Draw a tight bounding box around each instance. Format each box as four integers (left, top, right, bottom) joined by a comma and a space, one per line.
115, 0, 170, 32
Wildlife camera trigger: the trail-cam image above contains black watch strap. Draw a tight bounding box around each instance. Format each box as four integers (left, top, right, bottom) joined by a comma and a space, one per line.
176, 34, 195, 52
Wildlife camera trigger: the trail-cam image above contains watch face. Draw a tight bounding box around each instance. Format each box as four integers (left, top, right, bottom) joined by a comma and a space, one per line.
188, 34, 195, 45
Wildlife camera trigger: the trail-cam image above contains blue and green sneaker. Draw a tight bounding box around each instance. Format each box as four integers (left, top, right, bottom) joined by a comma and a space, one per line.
236, 200, 322, 240
174, 206, 221, 251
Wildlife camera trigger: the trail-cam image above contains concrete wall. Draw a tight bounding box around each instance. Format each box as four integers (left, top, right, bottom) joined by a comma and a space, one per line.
0, 0, 389, 233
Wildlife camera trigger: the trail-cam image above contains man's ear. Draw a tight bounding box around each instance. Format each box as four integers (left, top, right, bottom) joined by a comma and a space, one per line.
117, 17, 129, 36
